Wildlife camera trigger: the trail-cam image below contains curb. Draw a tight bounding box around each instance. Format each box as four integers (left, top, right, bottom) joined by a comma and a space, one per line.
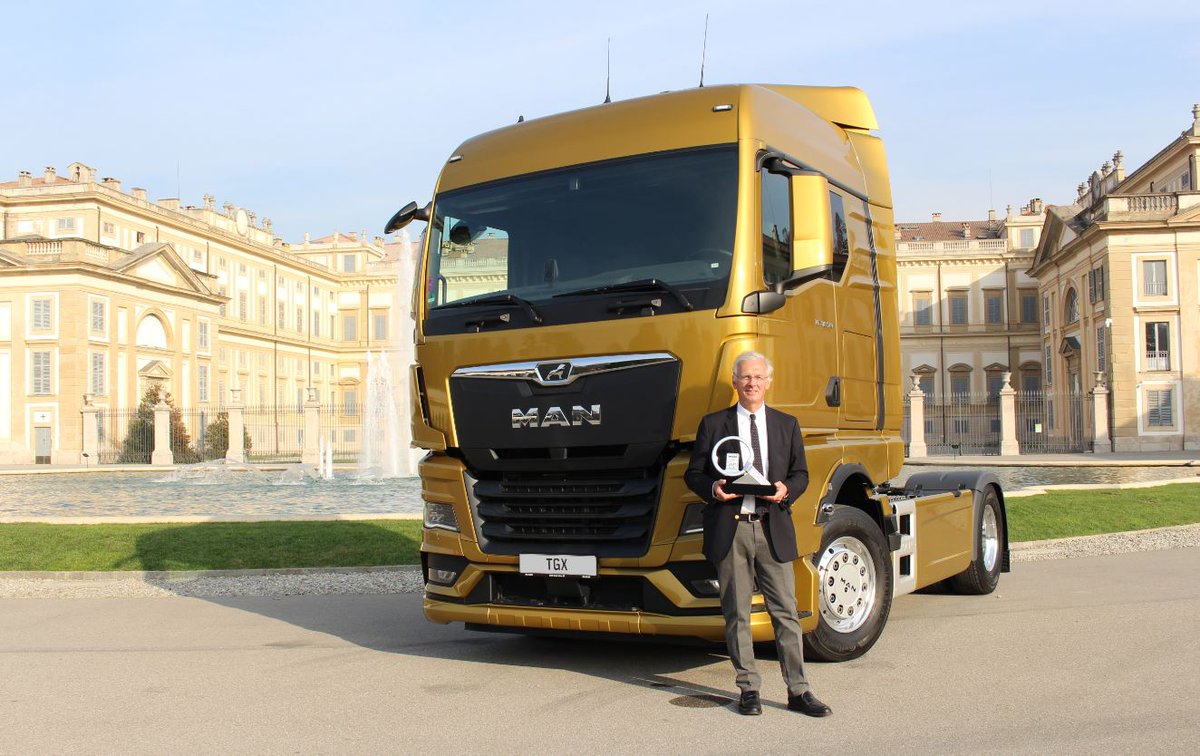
0, 564, 423, 581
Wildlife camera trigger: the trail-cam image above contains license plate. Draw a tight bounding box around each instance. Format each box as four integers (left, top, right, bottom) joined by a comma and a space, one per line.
519, 554, 597, 577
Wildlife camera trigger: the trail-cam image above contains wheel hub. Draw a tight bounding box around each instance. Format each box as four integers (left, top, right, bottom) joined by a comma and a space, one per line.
981, 504, 999, 572
817, 536, 877, 633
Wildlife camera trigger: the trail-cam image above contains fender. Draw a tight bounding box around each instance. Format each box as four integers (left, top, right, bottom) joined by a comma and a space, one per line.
902, 470, 1010, 572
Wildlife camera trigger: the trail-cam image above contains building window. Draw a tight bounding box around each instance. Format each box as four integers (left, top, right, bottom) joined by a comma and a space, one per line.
1020, 290, 1037, 324
102, 221, 115, 236
343, 390, 357, 415
56, 217, 76, 233
278, 302, 286, 328
31, 350, 52, 394
90, 300, 106, 335
198, 320, 210, 350
238, 293, 247, 321
342, 254, 357, 273
1096, 326, 1107, 372
258, 296, 266, 325
1042, 294, 1051, 333
986, 371, 1005, 401
913, 292, 932, 326
1064, 288, 1079, 324
373, 313, 388, 340
1145, 322, 1171, 371
1045, 345, 1053, 386
948, 292, 968, 326
1020, 371, 1041, 394
198, 365, 209, 402
1147, 389, 1173, 428
312, 312, 320, 337
31, 297, 53, 331
984, 290, 1003, 325
1019, 228, 1035, 248
218, 286, 227, 317
135, 231, 145, 244
90, 352, 105, 395
1143, 260, 1168, 296
343, 315, 357, 342
760, 169, 791, 286
296, 306, 304, 332
949, 370, 970, 397
1089, 265, 1106, 304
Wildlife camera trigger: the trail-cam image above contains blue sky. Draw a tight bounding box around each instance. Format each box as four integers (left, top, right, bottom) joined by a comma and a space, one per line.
4, 1, 1197, 240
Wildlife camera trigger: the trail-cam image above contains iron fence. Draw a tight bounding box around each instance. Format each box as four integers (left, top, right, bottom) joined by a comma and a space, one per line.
96, 408, 150, 464
1016, 390, 1092, 454
319, 404, 363, 463
245, 405, 304, 463
921, 393, 1001, 456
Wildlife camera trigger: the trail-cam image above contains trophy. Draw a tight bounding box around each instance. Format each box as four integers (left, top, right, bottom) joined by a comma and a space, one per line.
710, 435, 775, 497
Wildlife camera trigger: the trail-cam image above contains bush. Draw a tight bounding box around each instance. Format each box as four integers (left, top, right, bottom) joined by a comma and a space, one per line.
203, 412, 253, 460
117, 384, 199, 464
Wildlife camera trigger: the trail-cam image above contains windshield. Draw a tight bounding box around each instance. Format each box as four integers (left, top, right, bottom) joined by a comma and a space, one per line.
422, 146, 737, 328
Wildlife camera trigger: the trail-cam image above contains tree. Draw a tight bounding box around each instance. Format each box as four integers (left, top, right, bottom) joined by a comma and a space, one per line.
203, 412, 252, 461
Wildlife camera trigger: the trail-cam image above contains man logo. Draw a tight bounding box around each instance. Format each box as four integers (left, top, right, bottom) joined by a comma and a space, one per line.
512, 405, 602, 428
536, 361, 572, 384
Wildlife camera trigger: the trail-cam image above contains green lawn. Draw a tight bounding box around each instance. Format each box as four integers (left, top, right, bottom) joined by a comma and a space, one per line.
1, 484, 1198, 572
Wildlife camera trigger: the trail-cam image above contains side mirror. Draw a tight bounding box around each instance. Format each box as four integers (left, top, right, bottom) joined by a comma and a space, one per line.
384, 200, 431, 234
786, 173, 834, 286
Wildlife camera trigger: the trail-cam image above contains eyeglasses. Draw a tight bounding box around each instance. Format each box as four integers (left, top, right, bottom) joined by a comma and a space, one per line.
735, 374, 770, 384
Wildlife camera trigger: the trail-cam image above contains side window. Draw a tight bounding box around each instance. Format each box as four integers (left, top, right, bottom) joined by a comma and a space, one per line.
830, 192, 849, 280
760, 170, 791, 286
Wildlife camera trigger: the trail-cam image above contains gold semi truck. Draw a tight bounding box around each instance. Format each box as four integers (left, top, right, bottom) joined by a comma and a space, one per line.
389, 83, 1009, 662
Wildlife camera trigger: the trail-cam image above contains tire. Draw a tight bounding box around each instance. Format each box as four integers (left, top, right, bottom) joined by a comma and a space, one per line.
803, 505, 893, 663
948, 485, 1004, 595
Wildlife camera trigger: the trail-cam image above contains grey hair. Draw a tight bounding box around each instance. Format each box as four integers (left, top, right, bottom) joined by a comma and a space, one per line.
732, 351, 773, 379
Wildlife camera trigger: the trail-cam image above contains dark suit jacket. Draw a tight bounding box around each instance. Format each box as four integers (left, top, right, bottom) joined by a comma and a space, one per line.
684, 405, 809, 564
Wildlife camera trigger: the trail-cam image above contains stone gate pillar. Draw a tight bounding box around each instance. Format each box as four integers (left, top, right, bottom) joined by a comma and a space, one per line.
999, 372, 1020, 456
80, 394, 99, 466
1091, 372, 1112, 454
226, 388, 246, 463
302, 388, 321, 465
151, 401, 173, 465
907, 376, 927, 458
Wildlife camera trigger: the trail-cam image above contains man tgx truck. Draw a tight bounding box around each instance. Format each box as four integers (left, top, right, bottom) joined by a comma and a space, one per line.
388, 84, 1009, 662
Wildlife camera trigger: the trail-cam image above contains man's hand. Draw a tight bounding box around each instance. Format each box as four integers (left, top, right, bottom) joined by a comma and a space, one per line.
764, 481, 789, 504
712, 479, 739, 502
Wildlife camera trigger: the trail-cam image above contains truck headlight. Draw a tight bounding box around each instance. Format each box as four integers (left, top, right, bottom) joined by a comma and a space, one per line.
678, 503, 705, 536
423, 501, 459, 532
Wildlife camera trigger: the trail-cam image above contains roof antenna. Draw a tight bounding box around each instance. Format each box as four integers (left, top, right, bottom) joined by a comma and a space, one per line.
698, 13, 709, 88
604, 37, 612, 103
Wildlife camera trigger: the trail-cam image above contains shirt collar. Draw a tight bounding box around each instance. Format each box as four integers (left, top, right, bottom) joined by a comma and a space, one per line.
736, 403, 766, 421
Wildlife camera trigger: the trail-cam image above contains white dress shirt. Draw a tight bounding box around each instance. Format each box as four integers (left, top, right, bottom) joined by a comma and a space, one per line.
735, 403, 768, 515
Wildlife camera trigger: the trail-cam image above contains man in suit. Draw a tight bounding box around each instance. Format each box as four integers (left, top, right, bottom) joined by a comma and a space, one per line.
684, 351, 831, 717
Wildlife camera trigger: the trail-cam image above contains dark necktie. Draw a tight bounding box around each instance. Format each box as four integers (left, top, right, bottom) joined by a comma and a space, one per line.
749, 413, 763, 475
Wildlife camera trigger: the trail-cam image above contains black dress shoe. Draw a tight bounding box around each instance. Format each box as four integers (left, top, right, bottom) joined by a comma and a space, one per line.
738, 690, 762, 715
787, 691, 832, 717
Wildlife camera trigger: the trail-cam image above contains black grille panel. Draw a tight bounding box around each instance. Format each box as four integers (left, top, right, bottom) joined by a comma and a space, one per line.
468, 470, 661, 557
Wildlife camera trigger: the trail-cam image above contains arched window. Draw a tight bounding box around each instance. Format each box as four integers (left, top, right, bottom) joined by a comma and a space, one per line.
1064, 288, 1079, 324
136, 314, 168, 349
948, 363, 972, 398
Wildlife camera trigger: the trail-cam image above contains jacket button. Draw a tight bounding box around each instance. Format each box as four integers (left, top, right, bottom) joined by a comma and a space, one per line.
733, 514, 740, 520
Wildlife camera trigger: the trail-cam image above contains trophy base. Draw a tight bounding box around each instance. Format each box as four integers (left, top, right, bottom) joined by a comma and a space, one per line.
724, 475, 776, 497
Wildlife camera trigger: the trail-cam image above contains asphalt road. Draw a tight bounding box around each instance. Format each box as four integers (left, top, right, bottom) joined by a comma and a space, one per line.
2, 548, 1198, 755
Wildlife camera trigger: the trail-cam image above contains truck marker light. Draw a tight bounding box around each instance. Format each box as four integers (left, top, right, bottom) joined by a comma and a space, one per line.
712, 104, 733, 112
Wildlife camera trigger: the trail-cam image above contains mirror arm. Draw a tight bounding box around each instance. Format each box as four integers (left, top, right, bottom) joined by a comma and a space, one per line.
782, 263, 834, 289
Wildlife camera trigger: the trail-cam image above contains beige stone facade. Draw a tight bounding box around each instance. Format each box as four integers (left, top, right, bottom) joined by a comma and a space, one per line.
0, 164, 416, 464
896, 205, 1046, 398
1030, 104, 1200, 452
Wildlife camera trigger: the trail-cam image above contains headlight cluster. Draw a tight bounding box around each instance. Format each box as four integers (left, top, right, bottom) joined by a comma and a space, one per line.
423, 501, 459, 532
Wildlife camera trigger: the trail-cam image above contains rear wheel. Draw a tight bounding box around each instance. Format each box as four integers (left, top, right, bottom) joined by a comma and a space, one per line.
803, 505, 893, 663
948, 486, 1004, 595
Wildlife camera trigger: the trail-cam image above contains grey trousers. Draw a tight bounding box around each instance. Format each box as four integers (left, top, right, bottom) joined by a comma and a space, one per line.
714, 519, 810, 696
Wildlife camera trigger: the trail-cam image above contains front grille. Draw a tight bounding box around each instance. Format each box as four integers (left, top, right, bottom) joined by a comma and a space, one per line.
467, 470, 661, 557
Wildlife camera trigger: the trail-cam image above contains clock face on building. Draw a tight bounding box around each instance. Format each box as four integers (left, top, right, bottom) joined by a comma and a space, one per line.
235, 208, 249, 236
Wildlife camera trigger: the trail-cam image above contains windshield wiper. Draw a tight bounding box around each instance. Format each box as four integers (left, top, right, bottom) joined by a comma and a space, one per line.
553, 278, 694, 311
433, 293, 544, 324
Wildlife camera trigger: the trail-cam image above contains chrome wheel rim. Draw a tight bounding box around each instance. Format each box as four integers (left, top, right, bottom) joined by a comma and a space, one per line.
817, 536, 876, 633
981, 504, 1000, 572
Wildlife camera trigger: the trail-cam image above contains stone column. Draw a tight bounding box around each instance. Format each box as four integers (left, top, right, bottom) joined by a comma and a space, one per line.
80, 394, 98, 466
151, 401, 173, 465
907, 376, 927, 458
999, 372, 1020, 456
301, 387, 321, 465
226, 388, 246, 463
1091, 372, 1112, 454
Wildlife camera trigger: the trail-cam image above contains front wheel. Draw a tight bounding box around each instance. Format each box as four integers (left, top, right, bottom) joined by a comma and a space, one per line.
803, 505, 893, 663
948, 485, 1004, 595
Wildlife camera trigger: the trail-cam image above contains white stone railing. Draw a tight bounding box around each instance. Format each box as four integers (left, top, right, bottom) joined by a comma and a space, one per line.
898, 238, 1006, 254
25, 240, 62, 255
